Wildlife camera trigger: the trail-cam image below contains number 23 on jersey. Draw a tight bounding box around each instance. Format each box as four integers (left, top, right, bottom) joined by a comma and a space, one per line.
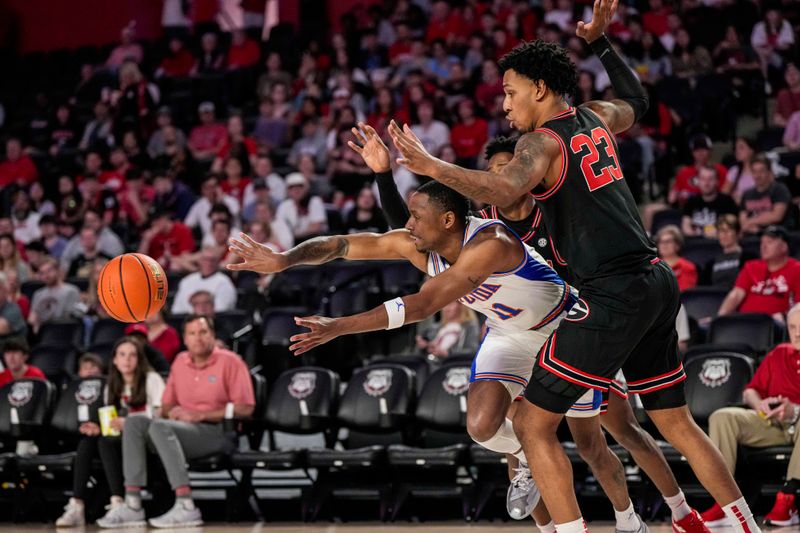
569, 126, 623, 192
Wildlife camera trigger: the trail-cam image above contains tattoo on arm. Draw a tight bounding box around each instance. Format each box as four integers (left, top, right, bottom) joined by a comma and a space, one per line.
285, 236, 350, 266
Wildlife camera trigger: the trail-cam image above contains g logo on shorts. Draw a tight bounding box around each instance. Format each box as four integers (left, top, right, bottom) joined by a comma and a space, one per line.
565, 298, 590, 322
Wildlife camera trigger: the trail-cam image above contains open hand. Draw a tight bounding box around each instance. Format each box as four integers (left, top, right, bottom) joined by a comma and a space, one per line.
388, 120, 440, 177
348, 122, 391, 173
290, 315, 341, 356
227, 233, 288, 274
576, 0, 618, 43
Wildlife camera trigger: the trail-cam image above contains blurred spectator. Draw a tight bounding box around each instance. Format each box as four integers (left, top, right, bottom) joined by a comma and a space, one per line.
656, 225, 697, 291
701, 303, 800, 527
669, 135, 728, 207
66, 337, 164, 529
67, 227, 112, 279
173, 218, 232, 271
77, 352, 104, 377
28, 182, 55, 217
244, 201, 292, 250
7, 271, 29, 320
776, 63, 800, 128
61, 211, 124, 272
145, 310, 181, 364
450, 99, 488, 167
123, 324, 170, 373
288, 118, 328, 169
275, 174, 328, 242
226, 30, 260, 70
213, 114, 258, 172
750, 8, 795, 82
118, 169, 154, 229
710, 215, 749, 290
0, 234, 30, 283
109, 316, 254, 528
120, 131, 150, 169
82, 257, 110, 320
56, 175, 84, 229
0, 138, 38, 188
722, 137, 758, 203
193, 32, 225, 75
740, 155, 791, 234
345, 186, 388, 234
113, 61, 158, 138
416, 301, 480, 359
156, 38, 194, 78
147, 107, 186, 158
48, 103, 79, 157
256, 52, 293, 101
24, 241, 49, 277
187, 102, 228, 164
718, 226, 800, 321
171, 248, 237, 314
411, 99, 450, 156
0, 338, 44, 387
152, 173, 195, 220
188, 290, 215, 316
105, 23, 144, 69
138, 209, 195, 270
244, 155, 286, 208
783, 110, 800, 151
0, 273, 27, 340
184, 175, 240, 240
681, 166, 738, 238
78, 101, 114, 152
28, 258, 80, 332
328, 126, 373, 197
219, 158, 251, 207
11, 190, 42, 245
669, 28, 713, 80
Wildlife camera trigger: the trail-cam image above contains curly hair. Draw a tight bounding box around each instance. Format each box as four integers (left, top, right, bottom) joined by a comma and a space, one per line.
498, 40, 578, 98
484, 136, 518, 161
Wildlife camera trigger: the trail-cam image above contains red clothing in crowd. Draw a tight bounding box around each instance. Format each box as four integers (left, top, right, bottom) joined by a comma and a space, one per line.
16, 295, 29, 320
0, 365, 46, 388
221, 177, 252, 206
450, 118, 489, 159
192, 0, 218, 23
734, 258, 800, 315
0, 155, 38, 187
389, 41, 412, 62
671, 163, 728, 206
217, 137, 258, 160
425, 13, 464, 43
670, 257, 698, 291
146, 222, 196, 261
151, 326, 182, 363
642, 7, 671, 36
159, 48, 195, 78
163, 348, 255, 412
746, 343, 800, 404
475, 80, 505, 113
189, 124, 228, 153
227, 39, 261, 69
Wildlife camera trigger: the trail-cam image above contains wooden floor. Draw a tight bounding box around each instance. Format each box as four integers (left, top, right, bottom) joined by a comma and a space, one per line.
0, 523, 787, 532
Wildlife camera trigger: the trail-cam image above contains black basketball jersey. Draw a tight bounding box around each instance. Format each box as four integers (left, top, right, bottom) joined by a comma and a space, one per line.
531, 106, 656, 284
477, 202, 574, 283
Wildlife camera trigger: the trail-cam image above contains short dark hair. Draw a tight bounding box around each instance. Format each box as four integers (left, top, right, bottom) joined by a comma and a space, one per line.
3, 337, 29, 356
78, 352, 104, 371
485, 136, 518, 161
498, 40, 578, 98
182, 314, 215, 333
416, 181, 470, 222
751, 154, 771, 171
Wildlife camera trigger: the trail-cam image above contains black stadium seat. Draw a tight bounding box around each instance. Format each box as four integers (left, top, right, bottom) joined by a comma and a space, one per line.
683, 352, 754, 425
680, 287, 728, 323
29, 345, 75, 384
37, 319, 84, 349
90, 318, 127, 346
708, 313, 776, 356
681, 238, 721, 276
0, 378, 56, 440
370, 355, 431, 395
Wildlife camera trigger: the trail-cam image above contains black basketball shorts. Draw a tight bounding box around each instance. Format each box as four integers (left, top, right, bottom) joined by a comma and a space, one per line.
525, 259, 687, 413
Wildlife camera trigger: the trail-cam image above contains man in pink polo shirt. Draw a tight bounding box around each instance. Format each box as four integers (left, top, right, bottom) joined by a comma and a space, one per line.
97, 315, 254, 529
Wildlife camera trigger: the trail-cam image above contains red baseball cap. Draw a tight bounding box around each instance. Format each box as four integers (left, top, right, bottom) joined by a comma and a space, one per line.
125, 323, 148, 336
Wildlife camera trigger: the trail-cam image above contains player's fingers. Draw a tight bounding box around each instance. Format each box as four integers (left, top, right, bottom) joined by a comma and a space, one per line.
351, 126, 367, 145
396, 157, 410, 166
592, 0, 601, 18
239, 232, 262, 247
347, 141, 364, 154
225, 262, 245, 271
363, 123, 380, 137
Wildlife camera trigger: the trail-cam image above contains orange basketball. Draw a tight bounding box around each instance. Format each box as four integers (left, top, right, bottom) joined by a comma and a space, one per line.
97, 253, 168, 323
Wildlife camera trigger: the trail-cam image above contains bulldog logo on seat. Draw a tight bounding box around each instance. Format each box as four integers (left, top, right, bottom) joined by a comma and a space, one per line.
8, 382, 33, 407
699, 358, 731, 388
75, 379, 102, 405
288, 372, 317, 400
443, 367, 470, 396
364, 369, 393, 397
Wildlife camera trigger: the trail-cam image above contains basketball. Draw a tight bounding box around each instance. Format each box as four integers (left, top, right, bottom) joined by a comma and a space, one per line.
97, 253, 168, 323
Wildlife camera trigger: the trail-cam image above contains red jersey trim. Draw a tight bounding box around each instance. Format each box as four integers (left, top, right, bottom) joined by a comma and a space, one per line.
531, 128, 568, 201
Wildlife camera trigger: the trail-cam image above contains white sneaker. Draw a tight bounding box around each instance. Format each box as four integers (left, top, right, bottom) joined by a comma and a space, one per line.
506, 462, 541, 520
148, 499, 203, 529
96, 500, 146, 529
55, 498, 85, 527
616, 514, 650, 533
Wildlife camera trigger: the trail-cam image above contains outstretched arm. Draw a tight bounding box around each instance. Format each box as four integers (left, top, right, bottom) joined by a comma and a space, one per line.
289, 236, 512, 355
389, 121, 556, 208
227, 230, 426, 274
348, 122, 410, 229
577, 0, 648, 133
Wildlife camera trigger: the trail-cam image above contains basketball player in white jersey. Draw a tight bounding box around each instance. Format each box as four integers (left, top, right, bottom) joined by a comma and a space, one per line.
228, 180, 604, 520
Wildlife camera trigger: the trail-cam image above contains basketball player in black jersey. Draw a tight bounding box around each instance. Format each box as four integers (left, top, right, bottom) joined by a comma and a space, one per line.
351, 126, 708, 532
387, 1, 760, 532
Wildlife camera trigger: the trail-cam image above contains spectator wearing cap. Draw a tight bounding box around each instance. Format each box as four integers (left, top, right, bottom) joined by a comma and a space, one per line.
450, 99, 488, 168
701, 303, 800, 528
184, 174, 240, 241
147, 107, 186, 159
740, 155, 791, 234
156, 38, 194, 78
276, 174, 328, 242
138, 209, 195, 271
719, 225, 800, 321
244, 155, 286, 209
0, 138, 38, 188
144, 309, 181, 364
681, 165, 739, 238
188, 102, 228, 164
288, 118, 328, 170
0, 338, 44, 387
655, 225, 698, 291
152, 172, 195, 220
170, 248, 236, 315
0, 273, 27, 340
669, 134, 728, 207
124, 323, 170, 373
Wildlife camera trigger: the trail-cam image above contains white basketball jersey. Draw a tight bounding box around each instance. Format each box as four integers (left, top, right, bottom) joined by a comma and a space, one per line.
427, 217, 577, 334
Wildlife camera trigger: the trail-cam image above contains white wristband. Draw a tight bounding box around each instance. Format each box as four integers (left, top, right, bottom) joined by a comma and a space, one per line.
383, 297, 406, 330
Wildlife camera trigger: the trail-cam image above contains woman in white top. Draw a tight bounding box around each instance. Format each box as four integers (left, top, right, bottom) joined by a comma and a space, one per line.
57, 337, 165, 528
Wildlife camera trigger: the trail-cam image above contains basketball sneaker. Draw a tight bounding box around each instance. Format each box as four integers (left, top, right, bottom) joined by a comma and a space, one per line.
95, 499, 146, 529
672, 509, 711, 533
764, 492, 799, 527
700, 503, 731, 527
507, 462, 541, 520
616, 514, 649, 533
55, 498, 85, 527
148, 498, 203, 528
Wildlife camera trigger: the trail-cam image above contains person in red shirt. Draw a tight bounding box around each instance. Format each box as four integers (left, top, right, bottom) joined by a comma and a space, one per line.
219, 158, 251, 208
719, 225, 800, 320
137, 209, 196, 269
0, 338, 45, 387
213, 114, 258, 171
389, 23, 413, 64
156, 37, 195, 78
425, 0, 463, 45
701, 303, 800, 527
669, 135, 728, 207
0, 138, 38, 188
449, 98, 488, 167
188, 102, 228, 163
475, 60, 505, 114
642, 0, 671, 37
774, 63, 800, 127
145, 310, 181, 364
656, 225, 698, 291
226, 30, 260, 70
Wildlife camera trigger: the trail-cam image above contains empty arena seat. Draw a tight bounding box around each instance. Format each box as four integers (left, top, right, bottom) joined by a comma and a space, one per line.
708, 313, 776, 355
681, 238, 722, 275
214, 309, 250, 344
261, 308, 308, 347
683, 343, 757, 362
37, 319, 84, 349
683, 352, 754, 425
268, 267, 323, 307
29, 344, 75, 384
680, 287, 728, 323
379, 261, 423, 297
651, 209, 681, 235
0, 378, 56, 440
90, 318, 128, 346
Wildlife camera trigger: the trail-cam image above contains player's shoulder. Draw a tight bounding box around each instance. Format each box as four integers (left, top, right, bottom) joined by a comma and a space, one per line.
512, 130, 562, 161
